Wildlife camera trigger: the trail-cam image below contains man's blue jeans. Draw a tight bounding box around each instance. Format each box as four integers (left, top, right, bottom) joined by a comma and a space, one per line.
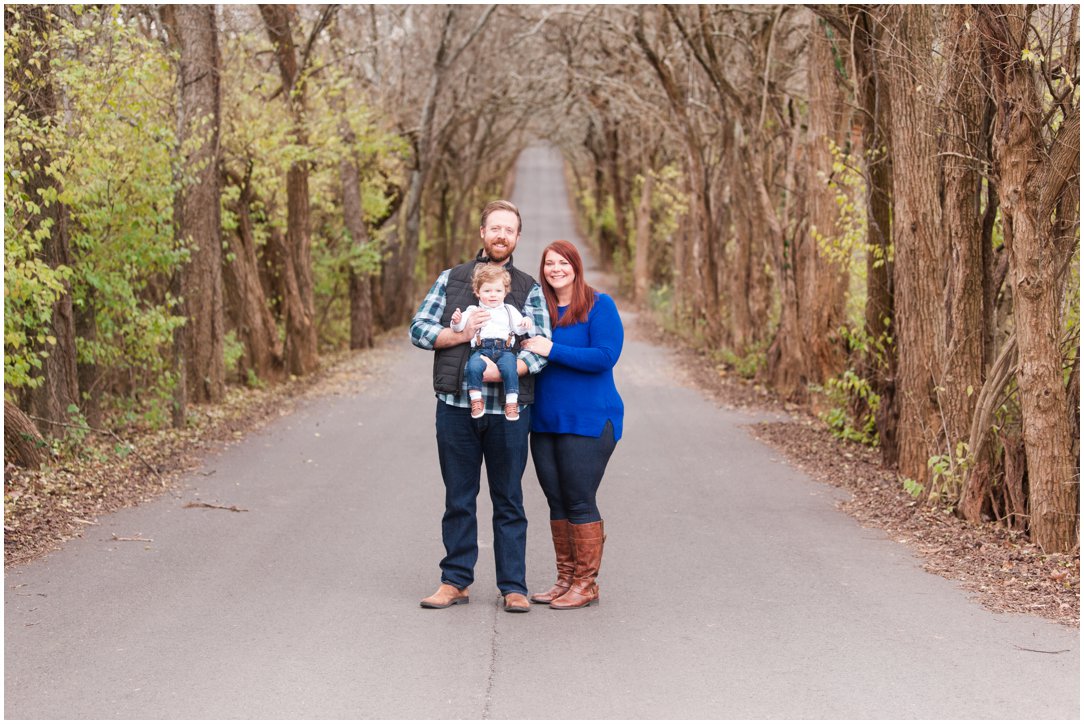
435, 401, 530, 595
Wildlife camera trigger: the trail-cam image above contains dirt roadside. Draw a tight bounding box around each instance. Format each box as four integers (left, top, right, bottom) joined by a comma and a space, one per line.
631, 315, 1079, 629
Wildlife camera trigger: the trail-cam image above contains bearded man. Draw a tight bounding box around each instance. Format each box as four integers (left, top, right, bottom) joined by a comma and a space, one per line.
409, 199, 551, 613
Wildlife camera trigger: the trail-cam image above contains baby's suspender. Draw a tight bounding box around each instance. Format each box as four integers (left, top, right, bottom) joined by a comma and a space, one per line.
473, 305, 519, 348
505, 305, 518, 347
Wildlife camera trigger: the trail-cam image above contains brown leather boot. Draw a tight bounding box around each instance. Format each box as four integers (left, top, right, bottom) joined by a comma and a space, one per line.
550, 520, 604, 609
530, 519, 574, 604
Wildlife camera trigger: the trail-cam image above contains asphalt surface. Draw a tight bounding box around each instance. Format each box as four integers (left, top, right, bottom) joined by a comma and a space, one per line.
5, 146, 1080, 719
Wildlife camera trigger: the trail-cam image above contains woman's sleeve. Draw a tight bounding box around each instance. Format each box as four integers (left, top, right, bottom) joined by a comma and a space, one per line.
548, 294, 624, 373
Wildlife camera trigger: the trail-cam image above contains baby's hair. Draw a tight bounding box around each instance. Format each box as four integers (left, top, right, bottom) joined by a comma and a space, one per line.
472, 263, 511, 294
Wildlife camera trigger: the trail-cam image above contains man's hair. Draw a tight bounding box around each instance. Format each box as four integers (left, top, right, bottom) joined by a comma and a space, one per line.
472, 263, 512, 294
480, 200, 522, 233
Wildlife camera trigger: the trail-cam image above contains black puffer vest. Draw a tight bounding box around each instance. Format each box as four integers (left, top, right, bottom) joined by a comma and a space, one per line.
433, 251, 538, 402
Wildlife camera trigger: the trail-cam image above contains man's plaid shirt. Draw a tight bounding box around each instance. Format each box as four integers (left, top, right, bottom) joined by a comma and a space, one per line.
410, 268, 552, 414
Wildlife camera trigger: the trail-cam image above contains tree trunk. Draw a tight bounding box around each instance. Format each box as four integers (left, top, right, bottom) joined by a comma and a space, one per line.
606, 119, 630, 264
748, 194, 777, 355
978, 4, 1080, 552
776, 15, 849, 401
585, 101, 629, 268
766, 229, 804, 397
797, 16, 850, 390
259, 4, 319, 376
585, 115, 613, 264
162, 4, 225, 405
633, 11, 711, 334
381, 41, 439, 327
999, 429, 1029, 532
222, 169, 283, 384
5, 403, 46, 469
729, 149, 757, 352
744, 141, 788, 359
381, 169, 422, 328
688, 145, 719, 341
7, 5, 80, 438
1066, 354, 1080, 479
832, 5, 898, 467
960, 333, 1017, 522
283, 162, 319, 375
169, 260, 186, 427
884, 5, 946, 487
937, 5, 989, 506
74, 296, 101, 428
340, 123, 374, 349
633, 167, 655, 304
327, 17, 374, 348
381, 6, 494, 327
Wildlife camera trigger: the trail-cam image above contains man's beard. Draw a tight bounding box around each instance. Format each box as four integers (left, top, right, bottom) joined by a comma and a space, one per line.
485, 239, 513, 263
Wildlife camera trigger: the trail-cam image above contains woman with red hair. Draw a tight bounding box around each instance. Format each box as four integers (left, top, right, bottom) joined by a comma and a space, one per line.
520, 240, 624, 609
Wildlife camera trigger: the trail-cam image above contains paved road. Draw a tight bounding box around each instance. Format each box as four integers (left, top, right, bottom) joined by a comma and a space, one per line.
5, 146, 1079, 719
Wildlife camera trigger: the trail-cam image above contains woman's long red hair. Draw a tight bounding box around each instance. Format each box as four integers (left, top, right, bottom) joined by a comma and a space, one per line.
539, 240, 595, 327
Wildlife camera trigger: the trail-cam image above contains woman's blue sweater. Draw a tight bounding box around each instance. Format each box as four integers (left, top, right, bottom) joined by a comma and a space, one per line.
531, 292, 624, 441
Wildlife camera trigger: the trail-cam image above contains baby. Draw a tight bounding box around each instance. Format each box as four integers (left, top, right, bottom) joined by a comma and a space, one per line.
450, 263, 534, 421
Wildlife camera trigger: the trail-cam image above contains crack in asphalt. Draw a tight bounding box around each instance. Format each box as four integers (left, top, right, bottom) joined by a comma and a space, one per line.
482, 595, 500, 719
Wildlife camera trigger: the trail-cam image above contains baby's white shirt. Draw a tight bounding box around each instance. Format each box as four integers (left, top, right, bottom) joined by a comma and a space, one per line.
451, 302, 533, 343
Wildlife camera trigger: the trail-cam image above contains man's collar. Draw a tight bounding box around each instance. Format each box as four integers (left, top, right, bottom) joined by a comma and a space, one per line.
476, 248, 514, 268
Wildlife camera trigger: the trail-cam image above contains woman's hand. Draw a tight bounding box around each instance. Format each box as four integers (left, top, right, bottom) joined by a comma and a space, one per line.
520, 336, 553, 357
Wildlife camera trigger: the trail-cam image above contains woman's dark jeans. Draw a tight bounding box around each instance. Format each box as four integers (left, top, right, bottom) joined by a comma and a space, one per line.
435, 401, 530, 595
530, 420, 616, 524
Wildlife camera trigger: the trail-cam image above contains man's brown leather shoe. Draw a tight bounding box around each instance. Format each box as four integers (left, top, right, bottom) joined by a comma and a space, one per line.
420, 583, 469, 609
502, 592, 530, 613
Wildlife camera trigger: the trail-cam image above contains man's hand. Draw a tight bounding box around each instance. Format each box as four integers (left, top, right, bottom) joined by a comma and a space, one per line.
481, 356, 501, 382
435, 308, 491, 349
464, 308, 490, 340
